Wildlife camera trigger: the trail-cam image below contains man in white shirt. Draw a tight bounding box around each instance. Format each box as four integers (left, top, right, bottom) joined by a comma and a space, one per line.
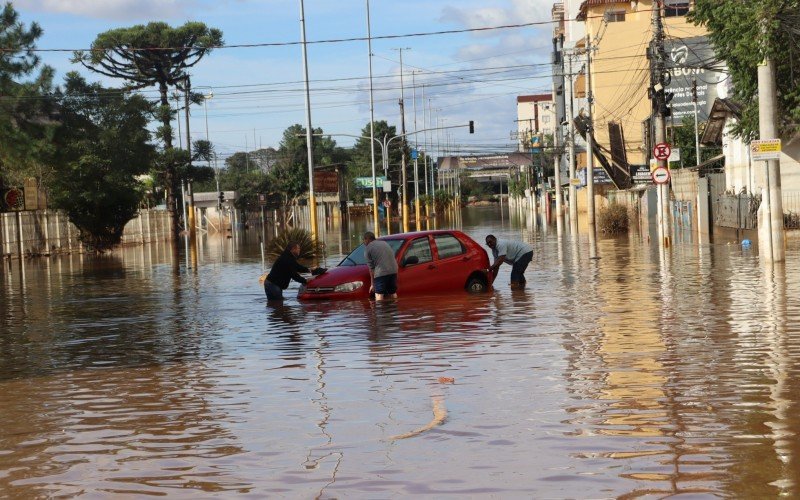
485, 234, 533, 288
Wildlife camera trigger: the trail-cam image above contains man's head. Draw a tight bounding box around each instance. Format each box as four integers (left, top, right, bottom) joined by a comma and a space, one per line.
363, 231, 376, 245
286, 242, 301, 257
485, 235, 497, 249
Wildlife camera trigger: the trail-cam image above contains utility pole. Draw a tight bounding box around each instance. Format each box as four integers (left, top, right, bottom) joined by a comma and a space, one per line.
692, 78, 701, 167
585, 34, 597, 256
366, 0, 379, 235
650, 1, 671, 247
758, 20, 785, 262
566, 54, 578, 233
422, 85, 429, 197
299, 0, 318, 241
394, 47, 410, 233
183, 76, 196, 238
411, 71, 421, 230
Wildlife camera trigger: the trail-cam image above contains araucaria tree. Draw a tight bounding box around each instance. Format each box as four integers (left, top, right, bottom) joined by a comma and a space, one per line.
73, 22, 223, 242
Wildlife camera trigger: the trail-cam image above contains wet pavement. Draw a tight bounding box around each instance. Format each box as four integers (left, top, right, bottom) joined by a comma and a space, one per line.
1, 206, 799, 498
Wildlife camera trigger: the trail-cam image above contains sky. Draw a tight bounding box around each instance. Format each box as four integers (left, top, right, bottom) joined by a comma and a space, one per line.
16, 0, 558, 164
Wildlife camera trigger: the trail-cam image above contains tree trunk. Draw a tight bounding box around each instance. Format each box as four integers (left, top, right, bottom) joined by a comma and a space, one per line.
159, 82, 180, 245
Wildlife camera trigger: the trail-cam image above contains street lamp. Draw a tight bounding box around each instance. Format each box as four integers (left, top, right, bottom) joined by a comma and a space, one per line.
366, 0, 380, 234
299, 0, 318, 241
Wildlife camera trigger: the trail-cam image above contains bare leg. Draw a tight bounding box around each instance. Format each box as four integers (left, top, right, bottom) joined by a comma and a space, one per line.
375, 293, 385, 301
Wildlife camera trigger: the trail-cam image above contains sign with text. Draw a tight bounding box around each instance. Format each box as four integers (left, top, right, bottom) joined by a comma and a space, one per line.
354, 176, 387, 189
313, 171, 339, 193
750, 139, 781, 161
664, 36, 725, 121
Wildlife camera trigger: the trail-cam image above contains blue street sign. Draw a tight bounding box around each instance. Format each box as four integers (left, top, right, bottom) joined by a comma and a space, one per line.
411, 149, 418, 160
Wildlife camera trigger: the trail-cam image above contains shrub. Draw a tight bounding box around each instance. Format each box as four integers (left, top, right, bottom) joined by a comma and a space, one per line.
597, 203, 629, 234
266, 227, 323, 260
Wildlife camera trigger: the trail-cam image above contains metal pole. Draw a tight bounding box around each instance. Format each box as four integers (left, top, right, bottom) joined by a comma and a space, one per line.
299, 0, 318, 241
395, 48, 410, 233
566, 55, 578, 233
412, 71, 421, 229
692, 78, 701, 167
366, 0, 380, 235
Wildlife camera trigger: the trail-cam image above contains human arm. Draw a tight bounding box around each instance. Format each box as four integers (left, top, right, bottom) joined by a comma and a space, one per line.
489, 254, 506, 274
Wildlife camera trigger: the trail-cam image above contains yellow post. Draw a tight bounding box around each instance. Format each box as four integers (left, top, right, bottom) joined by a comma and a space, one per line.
415, 199, 421, 231
309, 192, 318, 241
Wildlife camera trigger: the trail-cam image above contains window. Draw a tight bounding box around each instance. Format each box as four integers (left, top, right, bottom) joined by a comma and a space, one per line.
434, 234, 465, 259
340, 239, 404, 266
604, 10, 625, 22
542, 115, 551, 123
403, 238, 433, 265
664, 0, 690, 17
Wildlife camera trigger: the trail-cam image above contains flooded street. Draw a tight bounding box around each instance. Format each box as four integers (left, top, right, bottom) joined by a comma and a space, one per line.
2, 206, 799, 498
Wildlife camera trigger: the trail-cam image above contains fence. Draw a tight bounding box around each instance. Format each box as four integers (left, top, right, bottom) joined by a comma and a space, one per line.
1, 209, 171, 259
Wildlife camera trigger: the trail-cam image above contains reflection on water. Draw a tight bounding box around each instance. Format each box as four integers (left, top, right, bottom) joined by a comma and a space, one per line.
1, 207, 800, 497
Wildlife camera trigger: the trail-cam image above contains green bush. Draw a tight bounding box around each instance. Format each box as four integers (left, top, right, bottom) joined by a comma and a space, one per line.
597, 203, 630, 234
266, 228, 323, 260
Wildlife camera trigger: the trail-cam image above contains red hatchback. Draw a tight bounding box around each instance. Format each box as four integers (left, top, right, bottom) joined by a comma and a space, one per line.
298, 230, 493, 300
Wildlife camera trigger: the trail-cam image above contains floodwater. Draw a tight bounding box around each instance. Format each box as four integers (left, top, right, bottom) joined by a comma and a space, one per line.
2, 206, 800, 498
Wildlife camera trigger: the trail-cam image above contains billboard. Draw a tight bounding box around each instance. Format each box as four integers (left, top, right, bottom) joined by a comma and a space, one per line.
313, 171, 339, 193
664, 36, 726, 121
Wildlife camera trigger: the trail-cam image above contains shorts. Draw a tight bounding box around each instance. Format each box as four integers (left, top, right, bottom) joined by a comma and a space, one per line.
510, 251, 533, 284
373, 274, 398, 295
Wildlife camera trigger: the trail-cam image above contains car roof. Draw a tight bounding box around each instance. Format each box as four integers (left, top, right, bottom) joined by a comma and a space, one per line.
379, 229, 465, 241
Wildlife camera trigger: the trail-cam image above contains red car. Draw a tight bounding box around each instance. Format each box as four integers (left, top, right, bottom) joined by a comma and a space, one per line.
298, 230, 494, 300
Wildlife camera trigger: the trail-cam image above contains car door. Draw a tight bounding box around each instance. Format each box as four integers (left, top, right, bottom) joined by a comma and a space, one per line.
432, 233, 471, 291
396, 236, 439, 295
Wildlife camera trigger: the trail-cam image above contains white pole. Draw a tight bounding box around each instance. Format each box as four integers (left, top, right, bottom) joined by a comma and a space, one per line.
299, 0, 318, 241
758, 54, 784, 262
366, 0, 380, 235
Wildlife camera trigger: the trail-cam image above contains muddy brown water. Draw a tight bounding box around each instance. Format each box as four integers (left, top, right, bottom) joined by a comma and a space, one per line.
1, 207, 799, 498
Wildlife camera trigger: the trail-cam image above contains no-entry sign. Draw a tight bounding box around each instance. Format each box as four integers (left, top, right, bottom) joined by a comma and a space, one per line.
653, 142, 671, 161
652, 166, 671, 184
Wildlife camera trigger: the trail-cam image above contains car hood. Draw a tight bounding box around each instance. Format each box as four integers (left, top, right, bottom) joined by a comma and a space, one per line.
306, 264, 370, 288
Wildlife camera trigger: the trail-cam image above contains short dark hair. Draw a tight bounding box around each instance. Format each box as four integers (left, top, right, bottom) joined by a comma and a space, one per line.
485, 234, 496, 242
285, 242, 300, 252
363, 231, 376, 242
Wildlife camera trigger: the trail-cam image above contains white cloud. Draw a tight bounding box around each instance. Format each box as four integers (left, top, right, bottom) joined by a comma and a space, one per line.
16, 0, 208, 20
439, 0, 555, 31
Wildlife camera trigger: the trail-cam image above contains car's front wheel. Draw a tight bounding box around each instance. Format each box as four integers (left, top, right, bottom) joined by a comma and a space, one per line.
466, 276, 487, 293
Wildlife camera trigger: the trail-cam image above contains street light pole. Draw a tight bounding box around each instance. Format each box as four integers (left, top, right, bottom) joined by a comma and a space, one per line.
299, 0, 318, 241
393, 47, 411, 233
412, 71, 421, 230
366, 0, 380, 235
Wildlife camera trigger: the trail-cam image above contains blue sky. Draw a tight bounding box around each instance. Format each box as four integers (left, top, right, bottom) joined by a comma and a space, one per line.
16, 0, 556, 163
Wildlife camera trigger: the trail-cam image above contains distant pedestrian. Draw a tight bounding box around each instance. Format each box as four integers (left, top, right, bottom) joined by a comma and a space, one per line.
363, 231, 398, 301
264, 242, 325, 301
485, 234, 533, 288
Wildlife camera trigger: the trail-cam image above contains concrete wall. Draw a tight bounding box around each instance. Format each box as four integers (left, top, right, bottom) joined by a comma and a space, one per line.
1, 209, 171, 259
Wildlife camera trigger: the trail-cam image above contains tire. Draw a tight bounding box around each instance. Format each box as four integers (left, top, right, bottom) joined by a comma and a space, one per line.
466, 276, 487, 293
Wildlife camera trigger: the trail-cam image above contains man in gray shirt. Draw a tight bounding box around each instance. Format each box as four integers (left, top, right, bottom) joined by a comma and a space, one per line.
363, 231, 399, 301
485, 234, 533, 288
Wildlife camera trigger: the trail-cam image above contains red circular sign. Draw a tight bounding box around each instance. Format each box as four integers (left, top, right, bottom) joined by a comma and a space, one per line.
653, 142, 671, 161
3, 188, 23, 210
651, 166, 671, 184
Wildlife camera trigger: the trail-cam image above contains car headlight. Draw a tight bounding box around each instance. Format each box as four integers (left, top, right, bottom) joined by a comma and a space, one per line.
334, 281, 363, 293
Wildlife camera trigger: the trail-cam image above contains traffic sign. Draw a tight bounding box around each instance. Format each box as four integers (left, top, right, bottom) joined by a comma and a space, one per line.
653, 142, 671, 161
750, 139, 781, 161
652, 166, 671, 184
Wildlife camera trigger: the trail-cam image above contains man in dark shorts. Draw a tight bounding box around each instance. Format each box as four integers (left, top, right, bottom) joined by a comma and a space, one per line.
363, 231, 398, 301
485, 234, 533, 288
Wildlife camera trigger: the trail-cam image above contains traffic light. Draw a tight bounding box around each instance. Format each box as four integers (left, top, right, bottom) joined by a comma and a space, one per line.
218, 191, 225, 204
469, 120, 474, 134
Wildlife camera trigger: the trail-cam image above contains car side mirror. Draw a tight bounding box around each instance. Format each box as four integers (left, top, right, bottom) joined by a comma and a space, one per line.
403, 255, 419, 266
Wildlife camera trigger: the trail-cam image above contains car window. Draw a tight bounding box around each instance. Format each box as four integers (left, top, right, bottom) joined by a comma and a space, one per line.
403, 237, 433, 265
339, 239, 404, 266
434, 234, 465, 259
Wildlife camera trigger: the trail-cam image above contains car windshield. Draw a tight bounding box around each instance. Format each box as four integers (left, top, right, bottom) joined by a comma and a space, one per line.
339, 239, 405, 266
